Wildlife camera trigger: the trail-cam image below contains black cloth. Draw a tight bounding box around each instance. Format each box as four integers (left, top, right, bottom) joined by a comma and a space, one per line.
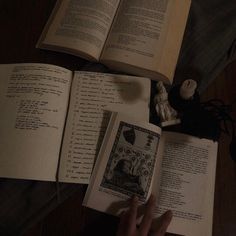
0, 179, 80, 236
175, 0, 236, 92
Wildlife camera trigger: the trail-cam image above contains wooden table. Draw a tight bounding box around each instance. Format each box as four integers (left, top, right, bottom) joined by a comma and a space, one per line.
0, 1, 235, 235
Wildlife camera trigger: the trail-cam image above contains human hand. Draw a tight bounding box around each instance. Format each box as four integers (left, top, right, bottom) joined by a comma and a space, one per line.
116, 195, 172, 236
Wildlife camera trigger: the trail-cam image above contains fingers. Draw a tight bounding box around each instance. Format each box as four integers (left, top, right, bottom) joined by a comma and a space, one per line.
116, 211, 127, 236
117, 195, 172, 236
154, 210, 173, 236
117, 195, 139, 236
139, 194, 156, 235
126, 195, 139, 231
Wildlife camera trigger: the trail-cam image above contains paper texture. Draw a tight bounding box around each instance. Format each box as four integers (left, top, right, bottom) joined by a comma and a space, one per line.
58, 72, 150, 184
0, 64, 72, 181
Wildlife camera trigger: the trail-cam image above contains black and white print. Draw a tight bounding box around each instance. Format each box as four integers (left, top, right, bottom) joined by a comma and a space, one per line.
100, 121, 160, 200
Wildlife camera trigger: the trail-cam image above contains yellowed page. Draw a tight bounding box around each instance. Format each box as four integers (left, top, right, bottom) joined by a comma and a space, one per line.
152, 132, 218, 236
101, 0, 191, 83
83, 112, 162, 214
158, 0, 191, 82
58, 72, 150, 184
0, 64, 72, 181
38, 0, 120, 60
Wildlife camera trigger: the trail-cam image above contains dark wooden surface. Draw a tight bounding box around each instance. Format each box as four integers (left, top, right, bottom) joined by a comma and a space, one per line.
0, 1, 235, 235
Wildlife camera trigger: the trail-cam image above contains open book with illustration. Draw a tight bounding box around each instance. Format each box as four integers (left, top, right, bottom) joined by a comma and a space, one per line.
83, 112, 218, 236
37, 0, 191, 84
0, 63, 150, 184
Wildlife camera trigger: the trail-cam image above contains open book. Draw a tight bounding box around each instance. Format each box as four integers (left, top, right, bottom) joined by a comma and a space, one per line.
37, 0, 191, 84
83, 112, 218, 236
0, 63, 150, 184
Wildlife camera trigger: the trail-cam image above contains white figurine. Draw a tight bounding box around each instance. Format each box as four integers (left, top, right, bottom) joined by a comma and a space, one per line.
154, 81, 180, 127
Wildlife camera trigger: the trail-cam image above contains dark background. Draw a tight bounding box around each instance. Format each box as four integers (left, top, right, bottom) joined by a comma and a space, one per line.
0, 1, 236, 235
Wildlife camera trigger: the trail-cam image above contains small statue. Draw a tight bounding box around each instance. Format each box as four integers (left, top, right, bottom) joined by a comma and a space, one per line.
153, 81, 180, 127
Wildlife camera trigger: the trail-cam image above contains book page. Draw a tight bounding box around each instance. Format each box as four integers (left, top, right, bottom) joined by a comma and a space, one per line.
101, 0, 191, 83
152, 132, 218, 236
58, 72, 150, 184
83, 112, 162, 214
38, 0, 120, 60
101, 0, 172, 69
0, 64, 72, 181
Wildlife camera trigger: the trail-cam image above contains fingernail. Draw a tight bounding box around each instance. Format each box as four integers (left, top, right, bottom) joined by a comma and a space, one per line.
132, 195, 139, 202
164, 210, 173, 221
149, 194, 156, 202
120, 210, 126, 217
